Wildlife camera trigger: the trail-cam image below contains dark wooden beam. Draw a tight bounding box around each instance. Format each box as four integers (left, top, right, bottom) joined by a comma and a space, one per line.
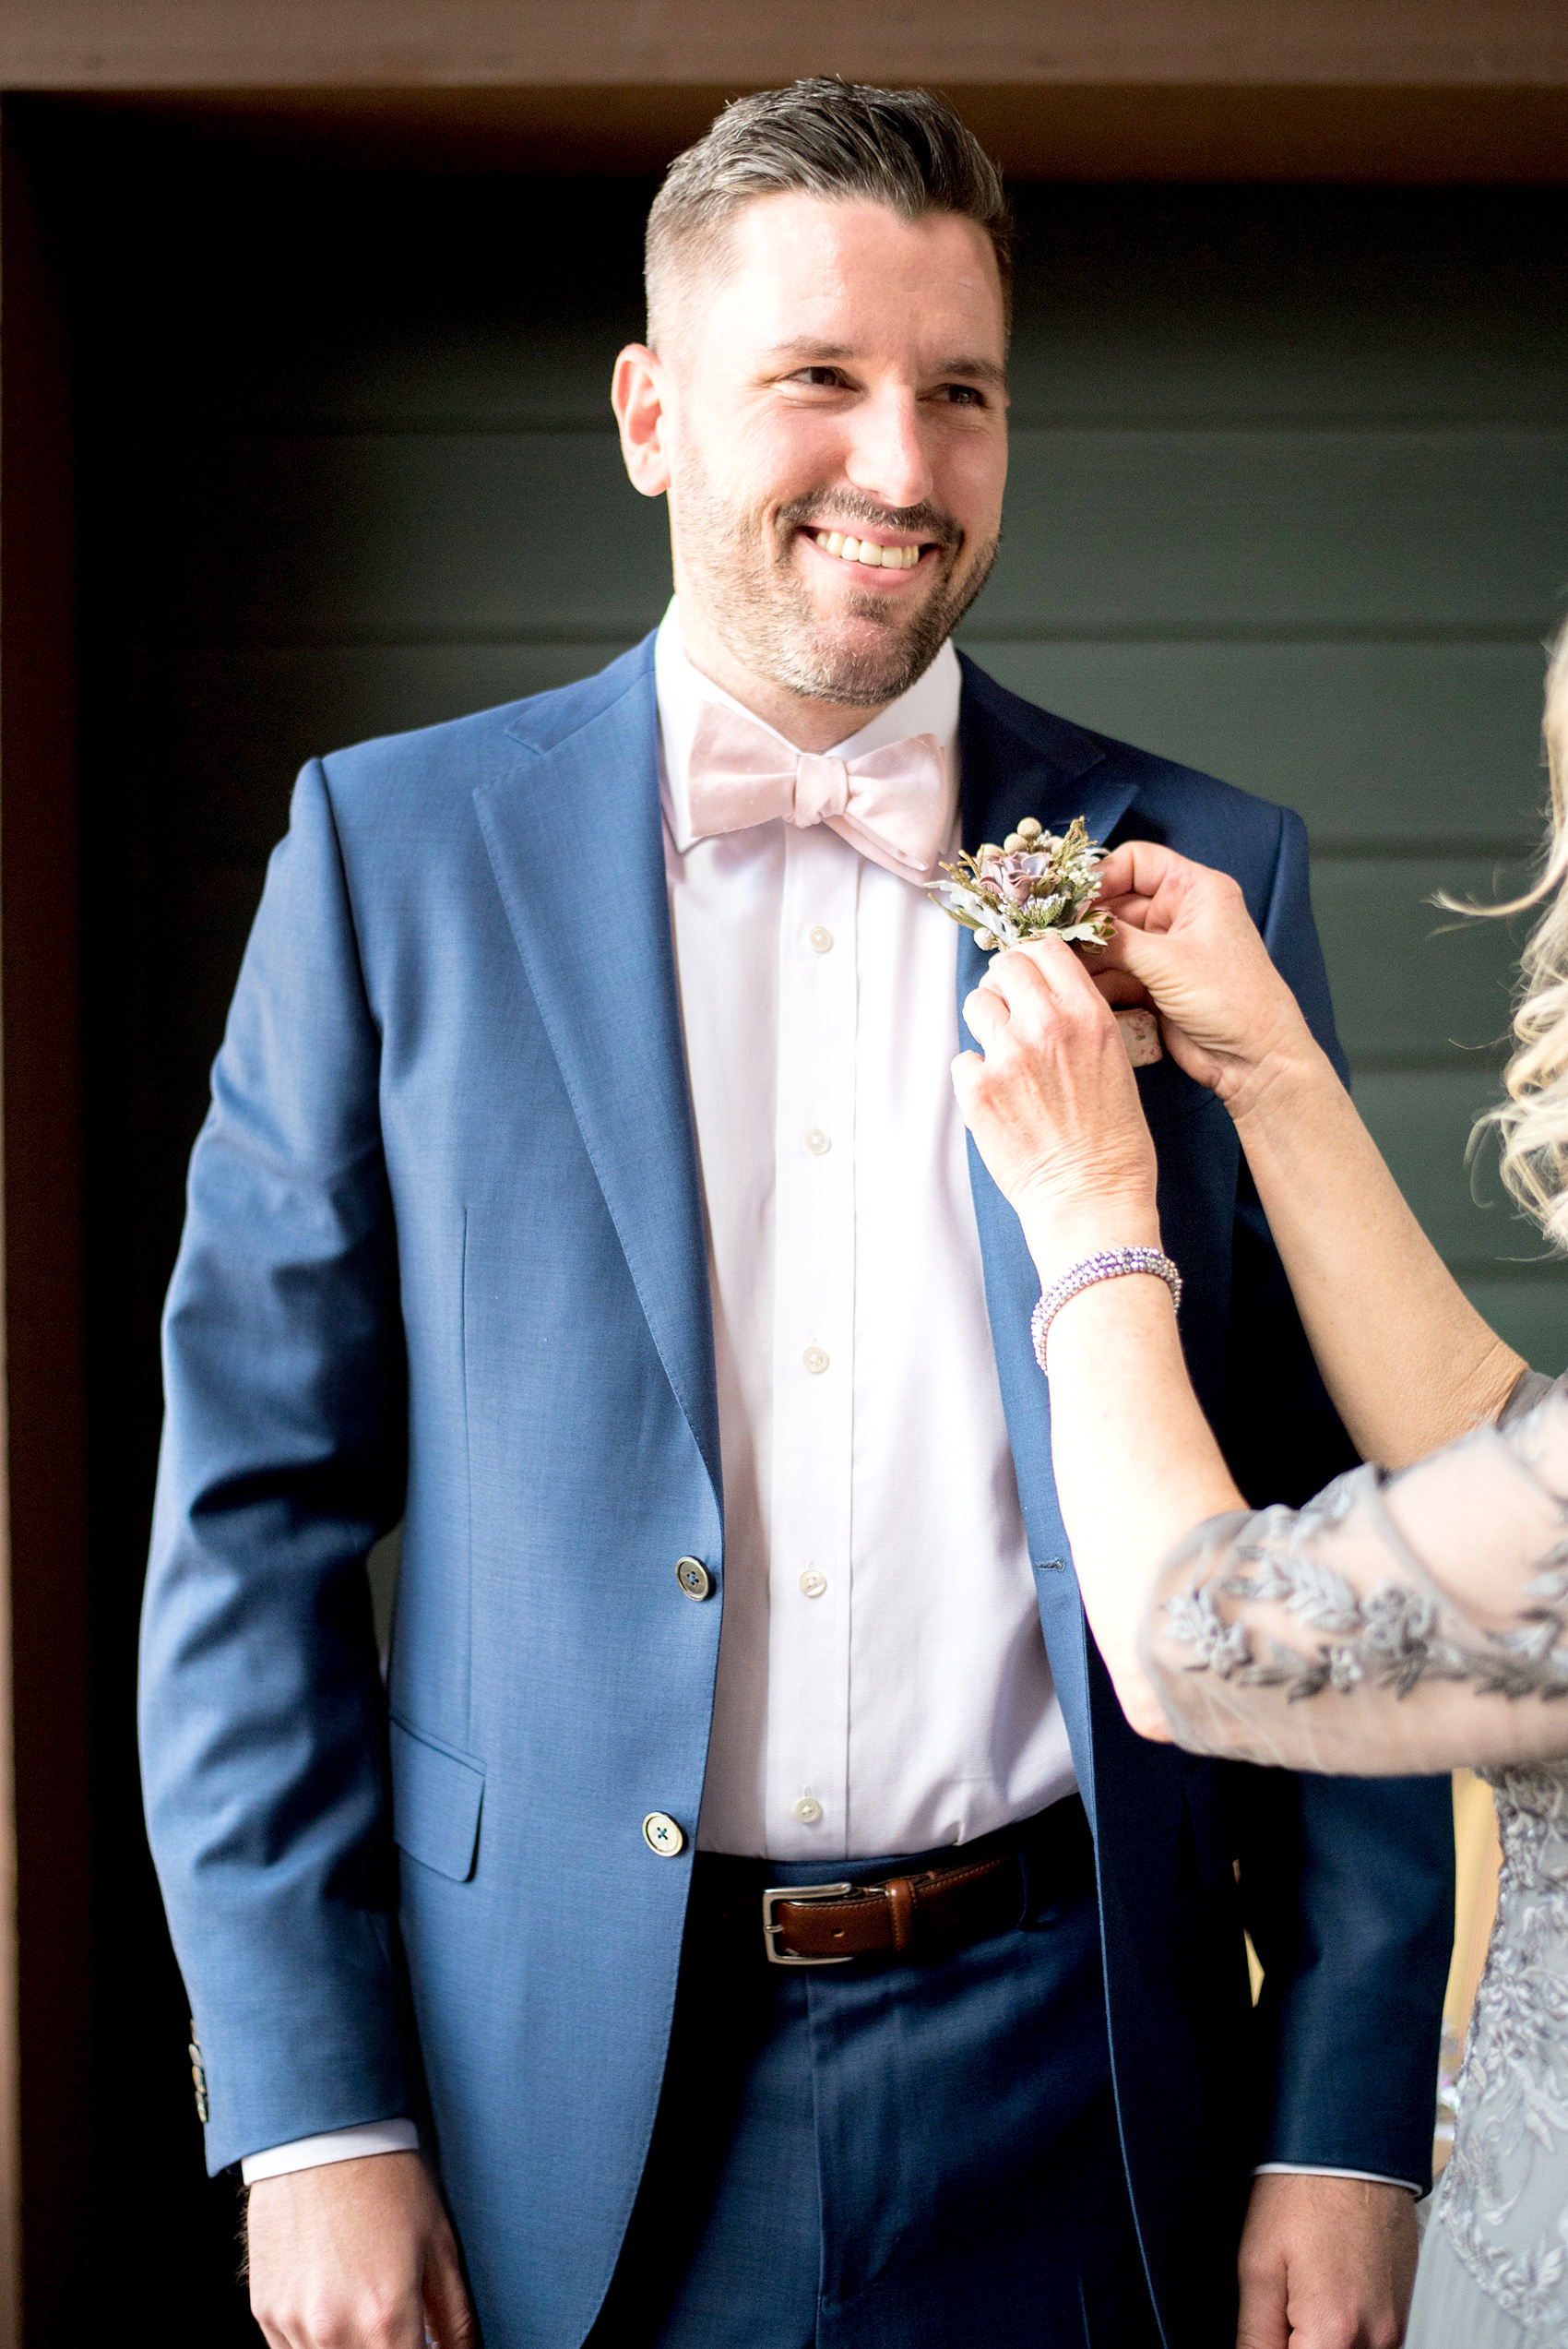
33, 79, 1568, 182
0, 102, 90, 2349
1, 0, 1566, 93
3, 1, 1568, 180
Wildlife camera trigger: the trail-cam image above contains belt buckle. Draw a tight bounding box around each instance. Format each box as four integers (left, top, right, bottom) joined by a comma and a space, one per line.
761, 1880, 857, 1966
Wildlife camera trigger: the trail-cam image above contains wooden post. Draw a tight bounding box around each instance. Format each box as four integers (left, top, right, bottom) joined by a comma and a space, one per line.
0, 106, 89, 2349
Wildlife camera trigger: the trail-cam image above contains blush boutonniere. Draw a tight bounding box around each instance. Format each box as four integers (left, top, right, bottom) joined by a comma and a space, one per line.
929, 815, 1162, 1066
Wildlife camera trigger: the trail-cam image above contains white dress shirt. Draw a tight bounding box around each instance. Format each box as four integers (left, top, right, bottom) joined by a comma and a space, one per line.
656, 607, 1075, 1858
244, 611, 1395, 2190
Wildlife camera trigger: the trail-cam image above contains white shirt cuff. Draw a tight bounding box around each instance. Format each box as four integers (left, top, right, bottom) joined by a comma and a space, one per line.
1253, 2162, 1421, 2195
241, 2119, 420, 2184
238, 2138, 1417, 2193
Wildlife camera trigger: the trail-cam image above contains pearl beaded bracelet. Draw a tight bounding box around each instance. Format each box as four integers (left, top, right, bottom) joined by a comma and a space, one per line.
1030, 1247, 1183, 1372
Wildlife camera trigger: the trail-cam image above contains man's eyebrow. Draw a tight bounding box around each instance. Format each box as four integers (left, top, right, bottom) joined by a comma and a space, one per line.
934, 356, 1008, 390
760, 340, 1007, 389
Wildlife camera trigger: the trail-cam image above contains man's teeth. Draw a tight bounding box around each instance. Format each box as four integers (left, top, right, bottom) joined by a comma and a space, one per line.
814, 530, 922, 569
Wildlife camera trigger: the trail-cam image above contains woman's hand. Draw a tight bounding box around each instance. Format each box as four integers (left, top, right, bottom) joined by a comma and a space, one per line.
954, 932, 1243, 1743
1094, 841, 1320, 1117
953, 936, 1160, 1279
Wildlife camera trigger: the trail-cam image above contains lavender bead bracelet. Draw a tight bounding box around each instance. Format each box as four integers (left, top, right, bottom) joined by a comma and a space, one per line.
1030, 1247, 1182, 1371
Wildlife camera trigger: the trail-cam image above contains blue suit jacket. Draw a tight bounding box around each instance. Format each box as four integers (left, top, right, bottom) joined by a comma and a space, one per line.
140, 638, 1453, 2347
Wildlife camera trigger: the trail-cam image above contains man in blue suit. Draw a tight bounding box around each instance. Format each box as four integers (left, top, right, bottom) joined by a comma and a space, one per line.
140, 79, 1451, 2349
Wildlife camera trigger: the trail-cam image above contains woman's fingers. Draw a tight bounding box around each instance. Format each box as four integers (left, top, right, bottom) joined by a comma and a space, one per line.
950, 1047, 985, 1116
953, 959, 1159, 1260
1088, 962, 1151, 1008
1094, 839, 1197, 913
1102, 913, 1189, 989
1099, 841, 1169, 901
981, 936, 1109, 1020
1095, 840, 1235, 960
962, 982, 1010, 1048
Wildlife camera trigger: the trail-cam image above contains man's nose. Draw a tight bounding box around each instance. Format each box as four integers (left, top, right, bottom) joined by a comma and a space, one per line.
841, 389, 933, 513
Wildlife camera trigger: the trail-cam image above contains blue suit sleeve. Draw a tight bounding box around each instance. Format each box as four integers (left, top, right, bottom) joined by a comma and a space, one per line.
138, 760, 410, 2174
1259, 808, 1349, 1088
1225, 807, 1455, 2188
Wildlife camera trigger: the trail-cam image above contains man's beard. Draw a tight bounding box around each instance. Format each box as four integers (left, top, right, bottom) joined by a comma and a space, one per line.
673, 463, 1000, 710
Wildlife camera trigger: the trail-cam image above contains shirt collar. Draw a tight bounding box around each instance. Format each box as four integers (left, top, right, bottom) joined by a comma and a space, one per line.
654, 599, 963, 858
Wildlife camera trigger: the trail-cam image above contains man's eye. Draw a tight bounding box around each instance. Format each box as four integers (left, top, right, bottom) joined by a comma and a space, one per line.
941, 384, 986, 407
792, 366, 848, 388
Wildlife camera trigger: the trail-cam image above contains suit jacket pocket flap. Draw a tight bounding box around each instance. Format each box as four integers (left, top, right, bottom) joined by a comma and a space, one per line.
389, 1717, 485, 1882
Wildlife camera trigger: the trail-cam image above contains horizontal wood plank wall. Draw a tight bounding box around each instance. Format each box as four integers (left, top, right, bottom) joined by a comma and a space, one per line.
978, 190, 1568, 1368
76, 151, 1563, 1368
40, 121, 1568, 2329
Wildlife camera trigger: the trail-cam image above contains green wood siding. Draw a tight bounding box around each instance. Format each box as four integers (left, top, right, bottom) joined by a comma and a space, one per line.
988, 193, 1568, 1364
67, 159, 1568, 1385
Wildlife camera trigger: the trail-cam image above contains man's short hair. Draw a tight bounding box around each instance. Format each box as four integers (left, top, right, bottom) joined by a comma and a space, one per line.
645, 78, 1013, 349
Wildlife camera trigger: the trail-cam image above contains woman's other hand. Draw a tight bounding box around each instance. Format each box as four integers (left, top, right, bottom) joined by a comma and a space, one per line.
954, 936, 1160, 1278
1094, 841, 1317, 1115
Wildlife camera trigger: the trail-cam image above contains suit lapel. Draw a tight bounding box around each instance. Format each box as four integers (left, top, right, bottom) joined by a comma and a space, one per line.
955, 663, 1144, 1806
474, 652, 721, 1506
956, 655, 1136, 858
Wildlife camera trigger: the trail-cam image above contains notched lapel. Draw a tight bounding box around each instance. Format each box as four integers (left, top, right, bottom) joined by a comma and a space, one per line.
954, 661, 1144, 1461
956, 656, 1137, 858
954, 663, 1242, 1796
473, 664, 721, 1504
953, 665, 1146, 1800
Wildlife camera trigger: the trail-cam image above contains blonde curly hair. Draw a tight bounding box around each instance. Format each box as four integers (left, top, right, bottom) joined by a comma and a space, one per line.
1476, 620, 1568, 1247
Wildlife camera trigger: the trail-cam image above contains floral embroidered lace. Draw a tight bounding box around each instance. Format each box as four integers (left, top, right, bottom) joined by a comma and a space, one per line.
1145, 1369, 1568, 2331
1145, 1373, 1568, 1778
1437, 1759, 1568, 2334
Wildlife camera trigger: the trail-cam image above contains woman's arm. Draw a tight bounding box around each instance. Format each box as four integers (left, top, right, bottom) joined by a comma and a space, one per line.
1096, 841, 1525, 1467
953, 938, 1241, 1735
1140, 1375, 1568, 1772
954, 932, 1568, 1766
1229, 1040, 1523, 1466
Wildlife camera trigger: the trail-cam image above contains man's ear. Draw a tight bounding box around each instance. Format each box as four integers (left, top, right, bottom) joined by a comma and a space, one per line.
612, 344, 672, 498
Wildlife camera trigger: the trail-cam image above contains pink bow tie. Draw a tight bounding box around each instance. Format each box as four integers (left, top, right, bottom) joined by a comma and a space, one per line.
684, 701, 952, 885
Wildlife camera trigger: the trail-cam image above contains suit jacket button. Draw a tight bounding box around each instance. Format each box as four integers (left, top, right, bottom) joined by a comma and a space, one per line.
187, 2021, 210, 2123
675, 1556, 712, 1601
643, 1812, 685, 1857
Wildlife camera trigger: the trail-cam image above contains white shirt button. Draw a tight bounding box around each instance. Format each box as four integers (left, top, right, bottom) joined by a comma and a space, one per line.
793, 1795, 824, 1825
803, 1127, 832, 1156
807, 924, 834, 954
799, 1569, 828, 1598
642, 1812, 685, 1857
802, 1346, 829, 1376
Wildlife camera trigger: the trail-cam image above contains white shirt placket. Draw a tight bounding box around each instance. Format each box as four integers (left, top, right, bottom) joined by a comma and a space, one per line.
766, 823, 860, 1854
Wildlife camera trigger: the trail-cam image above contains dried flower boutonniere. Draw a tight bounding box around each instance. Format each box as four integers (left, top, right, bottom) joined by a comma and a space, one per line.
930, 815, 1162, 1066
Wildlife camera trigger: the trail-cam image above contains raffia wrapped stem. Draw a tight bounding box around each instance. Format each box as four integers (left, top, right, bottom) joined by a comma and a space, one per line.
1114, 1007, 1163, 1067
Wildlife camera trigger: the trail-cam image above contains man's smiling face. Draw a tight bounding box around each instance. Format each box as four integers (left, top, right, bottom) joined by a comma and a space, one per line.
614, 192, 1009, 738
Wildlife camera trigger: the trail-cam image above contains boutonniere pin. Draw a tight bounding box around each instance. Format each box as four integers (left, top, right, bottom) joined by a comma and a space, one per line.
929, 815, 1161, 1066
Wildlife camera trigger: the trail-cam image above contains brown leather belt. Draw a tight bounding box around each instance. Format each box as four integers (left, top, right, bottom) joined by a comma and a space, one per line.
762, 1848, 1028, 1966
691, 1794, 1094, 1970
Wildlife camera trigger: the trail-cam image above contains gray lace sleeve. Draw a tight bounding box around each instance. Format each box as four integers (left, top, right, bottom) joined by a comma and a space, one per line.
1141, 1374, 1568, 1771
1501, 1365, 1558, 1424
